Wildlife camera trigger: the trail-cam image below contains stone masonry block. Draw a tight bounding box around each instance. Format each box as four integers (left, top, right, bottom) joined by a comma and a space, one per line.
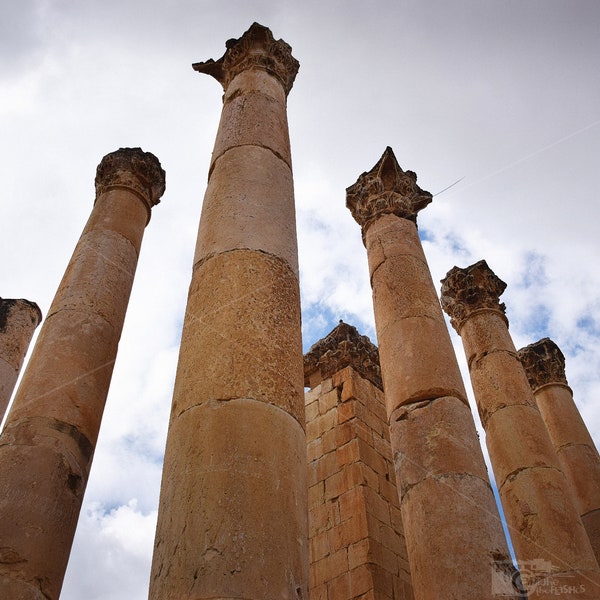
308, 437, 323, 462
348, 563, 373, 598
306, 398, 320, 423
336, 439, 361, 469
362, 486, 391, 526
305, 384, 322, 406
348, 538, 370, 571
327, 572, 351, 600
309, 481, 325, 508
310, 530, 331, 563
312, 548, 349, 587
319, 388, 340, 415
328, 512, 369, 553
357, 437, 388, 477
316, 450, 340, 482
338, 486, 367, 522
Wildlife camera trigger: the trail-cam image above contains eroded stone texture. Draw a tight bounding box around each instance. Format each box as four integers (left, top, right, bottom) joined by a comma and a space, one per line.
0, 148, 164, 600
519, 338, 600, 564
149, 24, 307, 600
346, 146, 431, 235
304, 326, 414, 599
0, 299, 42, 421
441, 261, 600, 598
304, 321, 382, 390
346, 149, 516, 600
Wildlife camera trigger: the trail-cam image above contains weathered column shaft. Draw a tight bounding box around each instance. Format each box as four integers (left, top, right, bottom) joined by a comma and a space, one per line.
149, 24, 307, 600
0, 148, 165, 600
441, 261, 600, 599
0, 299, 42, 421
519, 338, 600, 565
346, 149, 516, 600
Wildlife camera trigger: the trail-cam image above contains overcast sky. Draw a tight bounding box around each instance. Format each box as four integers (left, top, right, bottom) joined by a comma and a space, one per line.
2, 1, 599, 598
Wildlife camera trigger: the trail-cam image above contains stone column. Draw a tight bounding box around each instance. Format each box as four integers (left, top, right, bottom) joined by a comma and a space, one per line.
441, 261, 600, 598
149, 24, 307, 600
0, 298, 42, 421
519, 338, 600, 564
346, 148, 516, 600
0, 148, 165, 600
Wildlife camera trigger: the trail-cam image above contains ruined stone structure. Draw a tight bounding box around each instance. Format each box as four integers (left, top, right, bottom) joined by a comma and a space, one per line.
519, 338, 600, 565
0, 298, 42, 421
346, 148, 515, 599
441, 260, 600, 598
0, 148, 165, 599
3, 21, 600, 600
304, 322, 413, 600
149, 23, 308, 600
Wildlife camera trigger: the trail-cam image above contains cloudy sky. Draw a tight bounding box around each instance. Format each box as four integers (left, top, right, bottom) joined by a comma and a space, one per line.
2, 1, 599, 597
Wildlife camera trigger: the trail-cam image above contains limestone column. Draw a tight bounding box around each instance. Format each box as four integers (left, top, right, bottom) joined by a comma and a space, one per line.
441, 260, 600, 598
0, 147, 165, 600
519, 338, 600, 564
149, 24, 307, 600
0, 298, 42, 421
346, 148, 516, 600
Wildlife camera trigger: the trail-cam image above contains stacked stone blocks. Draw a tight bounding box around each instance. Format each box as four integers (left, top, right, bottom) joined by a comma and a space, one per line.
305, 323, 413, 600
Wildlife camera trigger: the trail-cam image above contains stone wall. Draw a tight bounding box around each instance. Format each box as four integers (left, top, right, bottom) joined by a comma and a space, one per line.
305, 365, 413, 600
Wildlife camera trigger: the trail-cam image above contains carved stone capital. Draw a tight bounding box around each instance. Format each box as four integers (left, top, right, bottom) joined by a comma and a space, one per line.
0, 298, 42, 333
518, 338, 569, 391
193, 22, 299, 96
304, 321, 382, 390
440, 260, 507, 332
95, 148, 166, 217
346, 147, 432, 234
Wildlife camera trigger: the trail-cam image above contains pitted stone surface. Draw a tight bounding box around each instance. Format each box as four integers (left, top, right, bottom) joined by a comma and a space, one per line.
346, 147, 431, 234
193, 22, 299, 96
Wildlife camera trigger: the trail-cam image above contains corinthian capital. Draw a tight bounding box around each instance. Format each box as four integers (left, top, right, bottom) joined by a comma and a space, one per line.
95, 148, 166, 213
193, 22, 299, 96
440, 260, 507, 331
346, 147, 432, 232
517, 338, 569, 391
304, 321, 382, 390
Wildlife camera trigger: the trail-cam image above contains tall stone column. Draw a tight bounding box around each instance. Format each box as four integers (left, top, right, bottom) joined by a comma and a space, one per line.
441, 261, 600, 598
149, 24, 307, 600
346, 148, 516, 600
0, 298, 42, 421
519, 338, 600, 564
0, 148, 165, 600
